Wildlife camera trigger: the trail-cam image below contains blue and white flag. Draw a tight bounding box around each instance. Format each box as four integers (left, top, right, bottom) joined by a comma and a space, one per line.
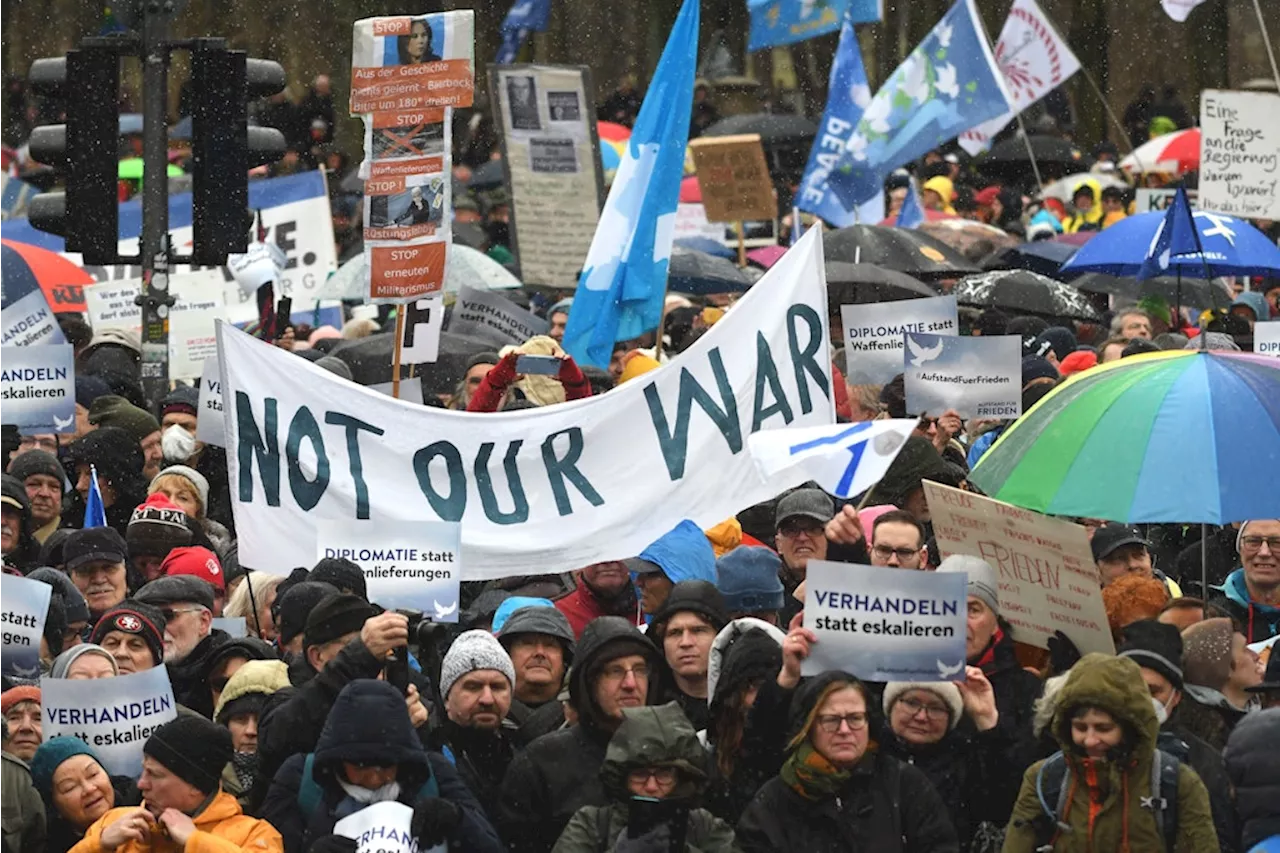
795, 15, 884, 227
495, 0, 551, 64
748, 0, 881, 52
85, 466, 107, 529
1138, 187, 1200, 281
562, 0, 698, 369
749, 419, 917, 499
896, 179, 926, 229
829, 0, 1012, 209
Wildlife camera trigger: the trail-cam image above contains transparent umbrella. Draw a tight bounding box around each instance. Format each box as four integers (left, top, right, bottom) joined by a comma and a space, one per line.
318, 244, 521, 301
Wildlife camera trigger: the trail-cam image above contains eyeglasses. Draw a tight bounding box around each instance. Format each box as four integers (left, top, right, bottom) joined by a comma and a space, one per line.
601, 663, 650, 682
627, 767, 677, 786
898, 696, 950, 721
160, 607, 204, 621
779, 520, 824, 538
1241, 536, 1280, 553
815, 712, 868, 733
873, 544, 920, 562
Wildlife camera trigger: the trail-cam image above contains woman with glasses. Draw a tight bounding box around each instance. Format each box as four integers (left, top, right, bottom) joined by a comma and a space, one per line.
552, 702, 738, 853
736, 671, 960, 853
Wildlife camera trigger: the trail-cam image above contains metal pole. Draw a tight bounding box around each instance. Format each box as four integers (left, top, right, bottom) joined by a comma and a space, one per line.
1013, 112, 1044, 189
138, 0, 174, 407
1252, 0, 1280, 93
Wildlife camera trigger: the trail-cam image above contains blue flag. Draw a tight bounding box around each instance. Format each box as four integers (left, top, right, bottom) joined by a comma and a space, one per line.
562, 0, 699, 369
896, 180, 925, 229
748, 0, 880, 51
84, 465, 107, 529
796, 15, 884, 227
495, 0, 552, 65
828, 0, 1011, 209
1137, 187, 1202, 281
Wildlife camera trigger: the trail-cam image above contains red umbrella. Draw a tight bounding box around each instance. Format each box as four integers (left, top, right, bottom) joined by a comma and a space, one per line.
0, 238, 92, 312
679, 175, 701, 204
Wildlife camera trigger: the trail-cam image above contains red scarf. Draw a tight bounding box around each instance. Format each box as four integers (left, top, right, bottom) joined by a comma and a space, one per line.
975, 627, 1005, 670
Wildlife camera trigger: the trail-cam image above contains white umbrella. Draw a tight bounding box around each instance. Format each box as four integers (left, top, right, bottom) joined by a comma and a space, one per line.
1038, 172, 1128, 202
317, 244, 522, 301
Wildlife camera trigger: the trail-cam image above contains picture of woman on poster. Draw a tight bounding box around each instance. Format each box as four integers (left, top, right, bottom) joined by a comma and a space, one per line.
397, 18, 441, 64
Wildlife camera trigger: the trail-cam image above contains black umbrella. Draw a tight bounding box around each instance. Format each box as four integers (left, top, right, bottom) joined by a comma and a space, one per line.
1070, 272, 1233, 312
330, 329, 494, 394
667, 247, 751, 295
981, 241, 1079, 280
982, 135, 1091, 170
951, 270, 1100, 321
468, 159, 506, 190
824, 262, 936, 306
702, 113, 818, 146
823, 225, 979, 279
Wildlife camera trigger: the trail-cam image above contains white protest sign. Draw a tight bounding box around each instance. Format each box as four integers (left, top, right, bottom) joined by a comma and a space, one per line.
317, 520, 461, 619
905, 332, 1021, 419
1199, 90, 1280, 221
841, 296, 958, 384
925, 481, 1113, 655
227, 241, 288, 295
40, 666, 177, 777
802, 559, 967, 681
673, 203, 727, 243
2, 574, 51, 680
0, 344, 76, 433
1256, 321, 1280, 357
1, 287, 67, 348
401, 296, 444, 365
448, 285, 549, 346
749, 419, 917, 499
196, 358, 226, 447
1134, 188, 1198, 213
367, 376, 425, 401
220, 227, 835, 580
211, 617, 247, 637
334, 801, 432, 853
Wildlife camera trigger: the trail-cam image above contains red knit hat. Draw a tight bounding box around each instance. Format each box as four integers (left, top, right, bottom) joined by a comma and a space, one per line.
1, 686, 41, 715
161, 546, 224, 591
1058, 350, 1098, 376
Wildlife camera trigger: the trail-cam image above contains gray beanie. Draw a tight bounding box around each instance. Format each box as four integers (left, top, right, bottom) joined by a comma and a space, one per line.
883, 681, 964, 730
440, 630, 516, 700
49, 643, 119, 679
152, 465, 210, 515
936, 554, 999, 615
497, 605, 576, 662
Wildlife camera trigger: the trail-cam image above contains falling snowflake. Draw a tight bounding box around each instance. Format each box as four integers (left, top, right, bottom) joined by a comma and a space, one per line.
935, 64, 959, 98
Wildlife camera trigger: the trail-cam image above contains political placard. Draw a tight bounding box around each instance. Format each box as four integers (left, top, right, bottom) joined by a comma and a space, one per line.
350, 11, 475, 112
801, 559, 967, 681
334, 801, 431, 853
840, 296, 958, 384
673, 203, 727, 243
1134, 188, 1198, 213
1256, 321, 1280, 357
904, 332, 1021, 419
1, 274, 67, 348
688, 135, 777, 224
317, 520, 461, 619
925, 481, 1114, 656
491, 65, 604, 289
2, 574, 52, 680
400, 296, 444, 365
1, 344, 75, 433
1199, 90, 1280, 221
448, 284, 549, 346
40, 666, 178, 778
196, 358, 226, 447
219, 227, 834, 580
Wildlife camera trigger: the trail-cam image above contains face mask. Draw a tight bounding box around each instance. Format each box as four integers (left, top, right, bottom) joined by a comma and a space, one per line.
1151, 696, 1168, 725
161, 424, 197, 463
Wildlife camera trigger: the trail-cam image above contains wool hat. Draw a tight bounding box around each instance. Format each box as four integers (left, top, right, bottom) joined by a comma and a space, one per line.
34, 530, 71, 571
49, 643, 118, 679
144, 716, 233, 796
30, 736, 100, 800
1118, 619, 1184, 689
1021, 355, 1060, 388
275, 580, 339, 648
310, 556, 368, 599
936, 555, 999, 615
775, 488, 835, 527
127, 493, 194, 558
0, 685, 40, 715
161, 546, 224, 591
1032, 327, 1077, 363
491, 596, 554, 633
497, 604, 576, 660
74, 375, 112, 410
465, 351, 501, 373
883, 681, 965, 730
715, 546, 785, 614
213, 659, 290, 724
151, 465, 210, 514
135, 574, 215, 611
88, 395, 160, 442
160, 385, 199, 418
650, 580, 729, 637
440, 630, 516, 701
27, 567, 90, 625
89, 601, 167, 666
66, 427, 147, 499
1058, 350, 1098, 376
204, 637, 276, 683
8, 450, 64, 486
63, 527, 128, 571
304, 592, 376, 650
1181, 617, 1236, 692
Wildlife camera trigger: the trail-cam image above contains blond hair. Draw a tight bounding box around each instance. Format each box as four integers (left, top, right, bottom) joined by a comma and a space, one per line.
224, 572, 284, 635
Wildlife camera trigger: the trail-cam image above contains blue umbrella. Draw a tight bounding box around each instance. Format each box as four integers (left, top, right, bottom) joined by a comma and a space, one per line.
982, 241, 1079, 280
1060, 209, 1280, 278
674, 236, 733, 258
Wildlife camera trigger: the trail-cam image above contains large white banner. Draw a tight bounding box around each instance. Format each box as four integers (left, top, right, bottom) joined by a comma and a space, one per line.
41, 667, 177, 778
220, 227, 835, 579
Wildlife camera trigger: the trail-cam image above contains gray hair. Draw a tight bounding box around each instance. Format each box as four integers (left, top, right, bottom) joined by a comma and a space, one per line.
1110, 308, 1151, 336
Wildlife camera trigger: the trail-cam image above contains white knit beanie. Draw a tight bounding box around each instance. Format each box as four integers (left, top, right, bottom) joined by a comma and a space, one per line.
882, 681, 965, 730
439, 630, 516, 700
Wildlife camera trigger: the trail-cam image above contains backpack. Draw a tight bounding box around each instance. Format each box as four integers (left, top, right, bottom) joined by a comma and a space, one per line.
1030, 748, 1180, 853
295, 752, 439, 816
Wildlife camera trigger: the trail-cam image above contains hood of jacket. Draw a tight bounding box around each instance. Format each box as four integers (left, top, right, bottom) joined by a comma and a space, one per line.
568, 616, 662, 733
1223, 567, 1280, 616
640, 520, 717, 585
1068, 178, 1104, 227
213, 659, 289, 720
1222, 708, 1280, 848
1051, 653, 1158, 763
599, 702, 707, 802
706, 617, 785, 704
313, 679, 430, 787
1231, 290, 1273, 321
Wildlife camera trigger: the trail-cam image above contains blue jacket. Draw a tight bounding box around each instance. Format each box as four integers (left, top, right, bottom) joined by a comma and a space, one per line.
1214, 568, 1280, 643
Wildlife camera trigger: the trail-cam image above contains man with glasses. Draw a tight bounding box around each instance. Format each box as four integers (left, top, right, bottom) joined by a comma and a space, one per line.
773, 488, 834, 623
869, 510, 928, 570
6, 432, 58, 467
1212, 519, 1280, 643
136, 575, 228, 718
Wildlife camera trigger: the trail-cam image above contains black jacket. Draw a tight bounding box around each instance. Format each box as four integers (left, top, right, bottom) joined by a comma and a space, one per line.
1222, 708, 1280, 851
166, 628, 229, 719
427, 718, 521, 822
966, 626, 1042, 801
1159, 727, 1239, 853
261, 679, 501, 853
735, 750, 959, 853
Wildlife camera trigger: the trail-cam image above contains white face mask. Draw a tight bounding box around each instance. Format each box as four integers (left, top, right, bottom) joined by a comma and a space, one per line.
161, 424, 198, 463
1151, 696, 1169, 725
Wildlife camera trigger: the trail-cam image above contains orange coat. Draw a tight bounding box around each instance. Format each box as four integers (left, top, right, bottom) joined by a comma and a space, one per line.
70, 790, 283, 853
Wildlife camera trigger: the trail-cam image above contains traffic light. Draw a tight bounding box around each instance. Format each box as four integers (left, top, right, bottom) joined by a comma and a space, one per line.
189, 40, 287, 267
26, 45, 122, 264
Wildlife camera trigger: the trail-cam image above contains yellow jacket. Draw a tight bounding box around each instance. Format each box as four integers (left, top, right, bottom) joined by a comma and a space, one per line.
1063, 179, 1104, 233
70, 790, 282, 853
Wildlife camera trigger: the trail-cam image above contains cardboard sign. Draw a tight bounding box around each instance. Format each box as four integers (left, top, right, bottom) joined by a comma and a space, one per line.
841, 296, 958, 384
0, 344, 76, 433
1256, 321, 1280, 357
448, 284, 548, 346
317, 521, 461, 619
1199, 90, 1280, 221
196, 358, 226, 447
40, 667, 178, 777
1, 574, 51, 680
688, 135, 776, 223
802, 559, 967, 681
925, 481, 1114, 656
335, 801, 437, 853
904, 332, 1021, 419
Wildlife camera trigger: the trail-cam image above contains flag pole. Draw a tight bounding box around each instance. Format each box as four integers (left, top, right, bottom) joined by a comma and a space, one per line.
1013, 112, 1045, 188
1252, 0, 1280, 91
736, 221, 747, 268
392, 308, 406, 399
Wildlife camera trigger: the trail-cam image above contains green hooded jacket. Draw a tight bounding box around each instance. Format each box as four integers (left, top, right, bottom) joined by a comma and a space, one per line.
1002, 654, 1216, 853
552, 703, 740, 853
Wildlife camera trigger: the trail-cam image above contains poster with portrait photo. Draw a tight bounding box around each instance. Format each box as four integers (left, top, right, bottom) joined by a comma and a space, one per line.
366, 177, 446, 231
547, 91, 581, 122
350, 11, 475, 112
506, 75, 541, 131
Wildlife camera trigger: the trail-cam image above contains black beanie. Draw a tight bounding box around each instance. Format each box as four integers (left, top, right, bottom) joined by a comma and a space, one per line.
144, 716, 232, 796
311, 557, 368, 600
8, 450, 64, 486
90, 600, 168, 667
275, 581, 338, 648
304, 592, 377, 650
1118, 619, 1184, 690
